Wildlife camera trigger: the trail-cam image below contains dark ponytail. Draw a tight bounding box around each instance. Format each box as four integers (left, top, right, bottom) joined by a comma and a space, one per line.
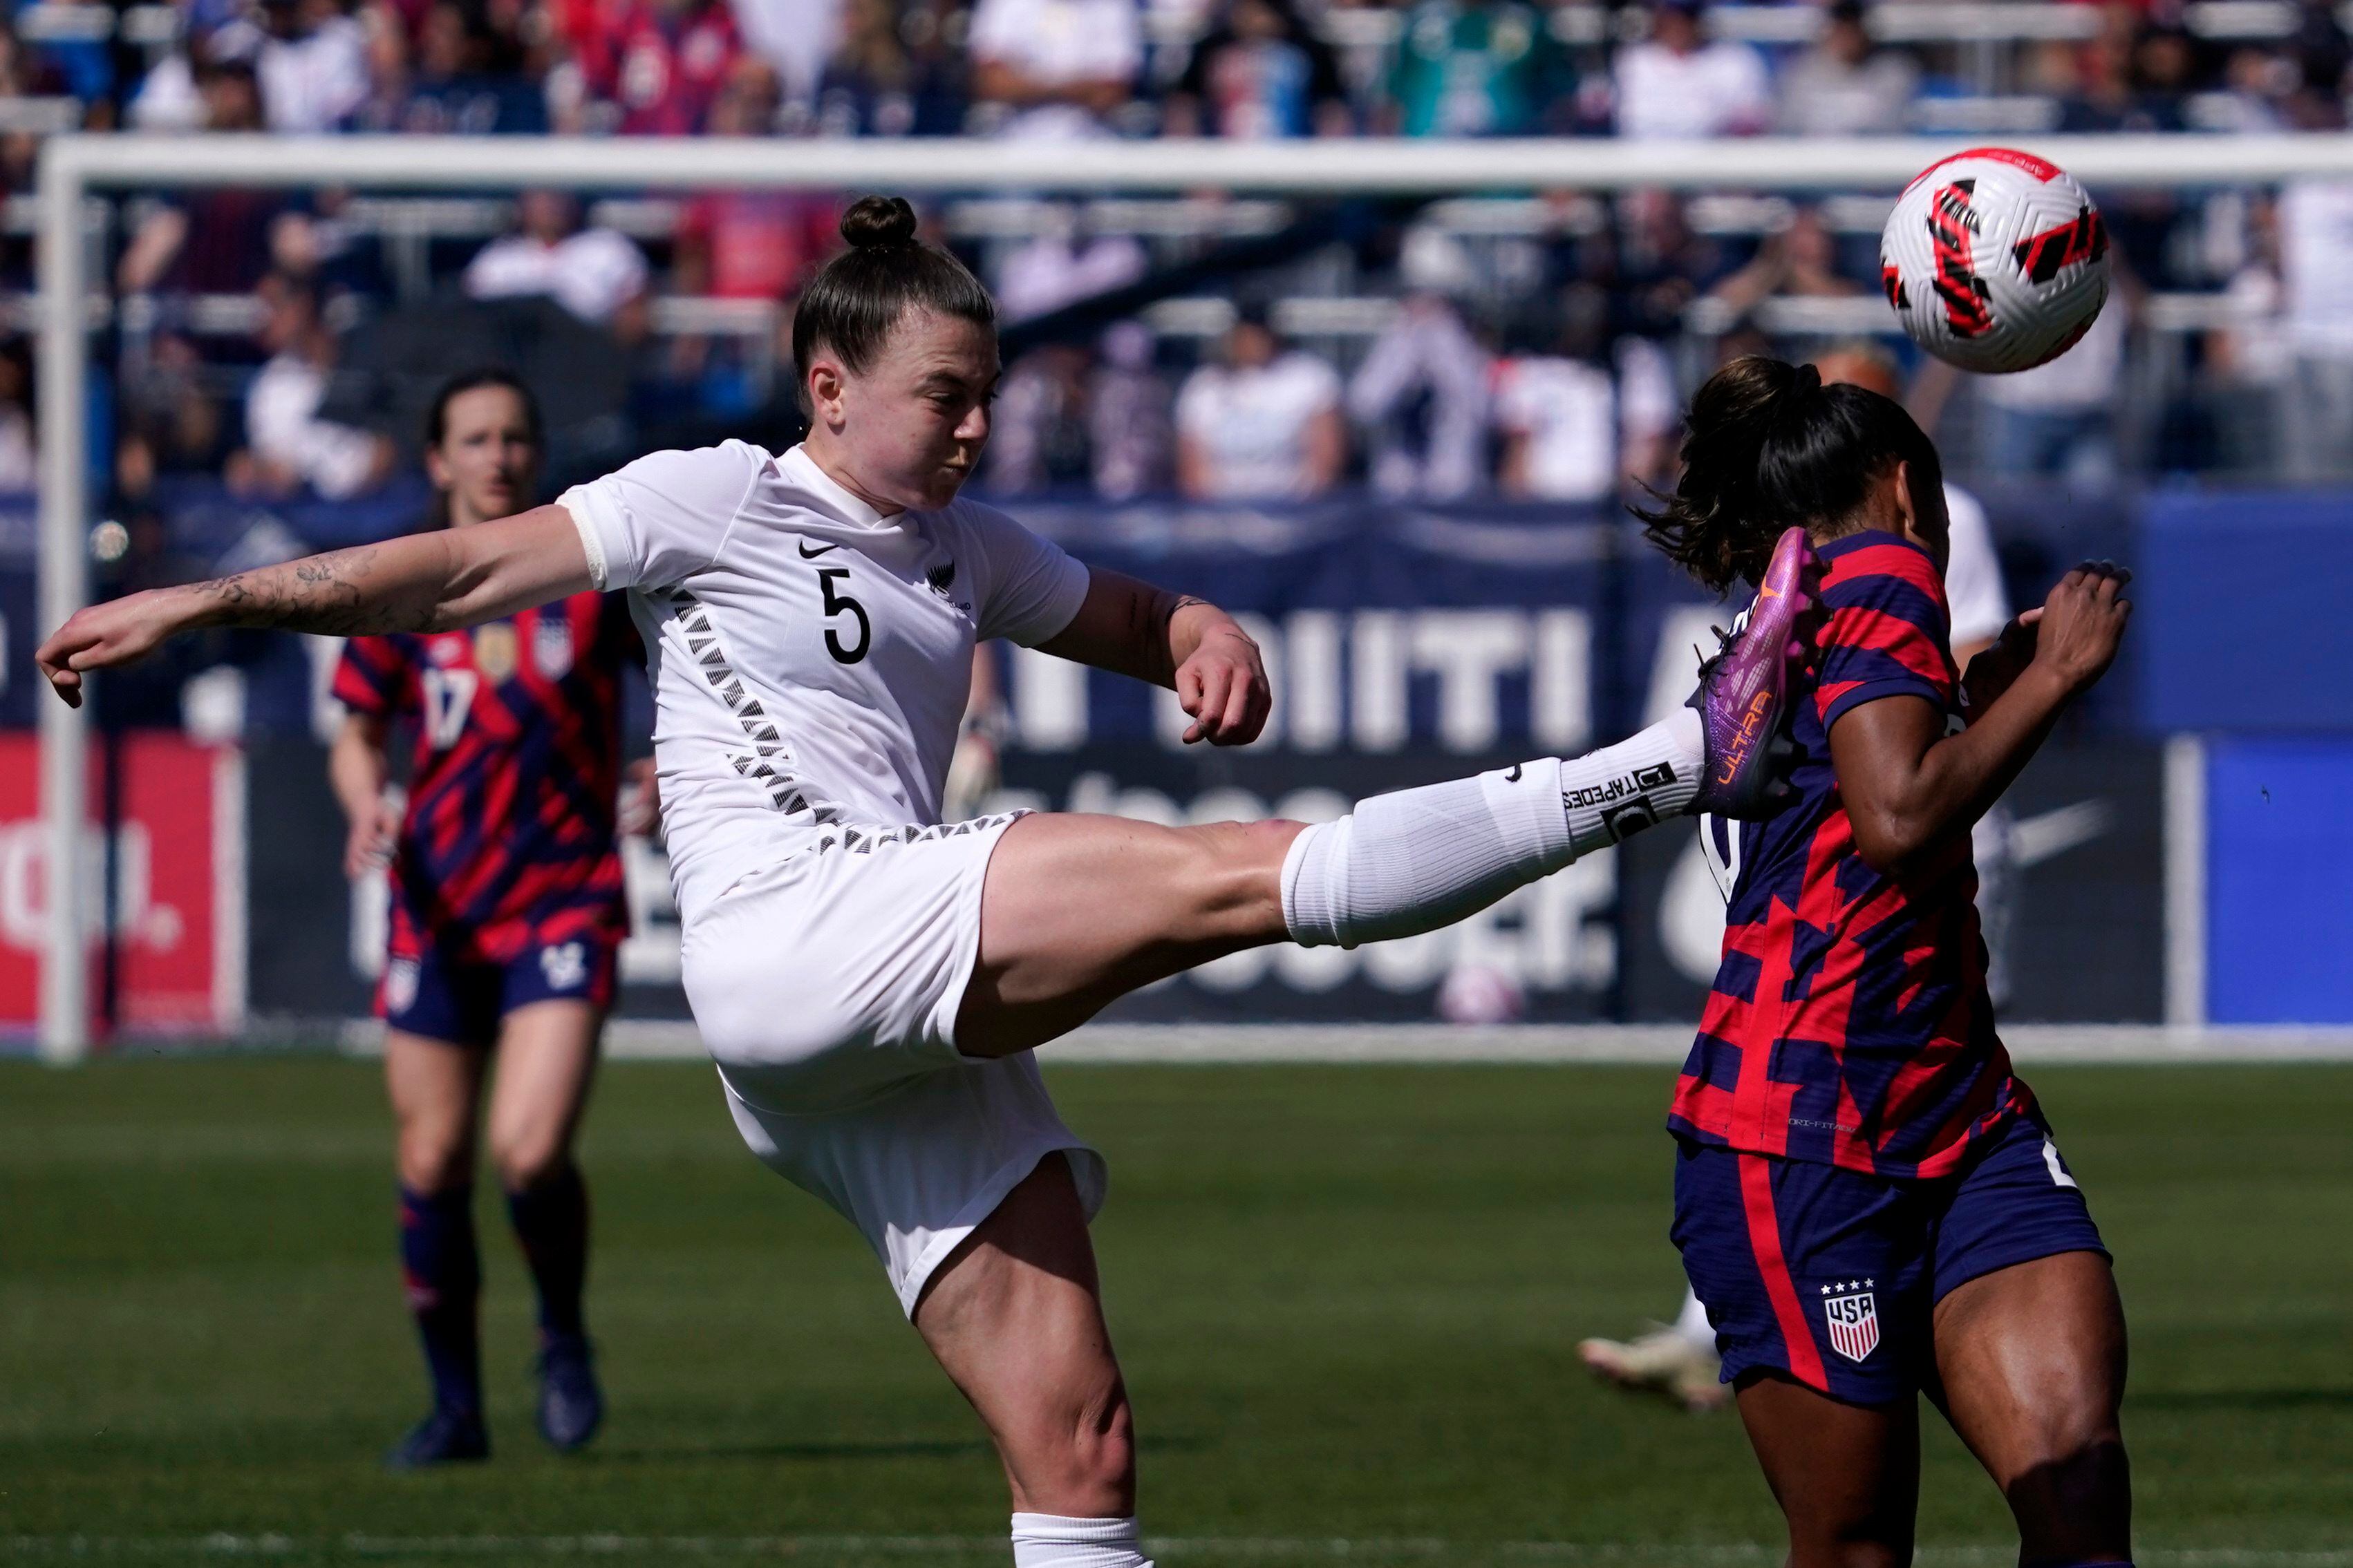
1635, 355, 1941, 594
793, 194, 996, 403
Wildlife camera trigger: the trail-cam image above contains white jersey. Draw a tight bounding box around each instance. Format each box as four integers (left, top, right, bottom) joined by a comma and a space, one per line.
558, 441, 1091, 924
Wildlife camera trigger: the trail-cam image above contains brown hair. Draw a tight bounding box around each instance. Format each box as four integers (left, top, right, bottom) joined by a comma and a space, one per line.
1635, 355, 1941, 594
791, 196, 995, 404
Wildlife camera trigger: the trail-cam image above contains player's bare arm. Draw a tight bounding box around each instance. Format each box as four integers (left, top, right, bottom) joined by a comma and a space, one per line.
1832, 563, 2131, 875
1034, 567, 1271, 746
35, 504, 591, 708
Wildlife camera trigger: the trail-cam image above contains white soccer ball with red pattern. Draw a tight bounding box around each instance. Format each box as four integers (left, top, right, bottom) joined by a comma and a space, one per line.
1879, 147, 2111, 375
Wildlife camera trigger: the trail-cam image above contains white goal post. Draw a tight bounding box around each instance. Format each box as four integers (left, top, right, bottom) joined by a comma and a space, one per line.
35, 129, 2353, 1061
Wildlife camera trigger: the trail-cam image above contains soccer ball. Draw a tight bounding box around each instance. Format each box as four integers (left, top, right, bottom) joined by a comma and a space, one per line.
1879, 147, 2111, 375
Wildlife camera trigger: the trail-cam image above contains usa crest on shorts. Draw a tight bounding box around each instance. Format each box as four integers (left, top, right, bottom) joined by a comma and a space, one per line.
1822, 1281, 1879, 1363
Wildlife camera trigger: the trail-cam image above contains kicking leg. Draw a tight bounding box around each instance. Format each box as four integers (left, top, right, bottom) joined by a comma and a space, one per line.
487, 999, 605, 1453
957, 715, 1707, 1057
915, 1154, 1150, 1567
1934, 1251, 2131, 1565
957, 526, 1818, 1058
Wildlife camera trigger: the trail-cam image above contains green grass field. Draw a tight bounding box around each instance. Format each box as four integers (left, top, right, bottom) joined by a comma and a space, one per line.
2, 1058, 2348, 1567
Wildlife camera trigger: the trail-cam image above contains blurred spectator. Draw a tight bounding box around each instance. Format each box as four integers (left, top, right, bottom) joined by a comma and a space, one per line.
2277, 171, 2353, 480
1165, 0, 1350, 138
1613, 0, 1769, 140
673, 64, 835, 300
733, 0, 844, 108
1492, 287, 1622, 504
1606, 189, 1738, 342
1775, 1, 1915, 138
118, 62, 293, 296
986, 323, 1171, 500
570, 0, 743, 135
2206, 196, 2291, 472
2283, 0, 2352, 103
815, 0, 968, 136
373, 1, 550, 133
1978, 297, 2129, 484
1380, 0, 1569, 138
0, 339, 32, 491
1348, 287, 1491, 500
995, 211, 1147, 321
0, 21, 62, 191
258, 0, 373, 132
231, 271, 394, 500
21, 0, 115, 115
2059, 13, 2190, 133
2207, 45, 2297, 133
1090, 320, 1172, 500
967, 0, 1142, 139
118, 334, 231, 485
465, 191, 651, 335
1703, 205, 1863, 321
1175, 308, 1344, 498
986, 343, 1094, 493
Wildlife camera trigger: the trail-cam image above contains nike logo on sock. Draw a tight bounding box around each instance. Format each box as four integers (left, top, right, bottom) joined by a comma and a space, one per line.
1504, 764, 1523, 782
798, 540, 839, 558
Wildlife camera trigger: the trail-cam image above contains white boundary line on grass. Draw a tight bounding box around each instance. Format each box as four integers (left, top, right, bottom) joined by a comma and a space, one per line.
6, 1539, 2350, 1567
514, 1021, 2353, 1068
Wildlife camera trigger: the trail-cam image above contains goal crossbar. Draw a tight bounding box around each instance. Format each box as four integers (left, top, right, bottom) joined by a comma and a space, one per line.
39, 129, 2353, 1058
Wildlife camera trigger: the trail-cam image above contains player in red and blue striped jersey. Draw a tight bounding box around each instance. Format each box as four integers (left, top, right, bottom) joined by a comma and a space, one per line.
1640, 357, 2136, 1568
329, 371, 646, 1469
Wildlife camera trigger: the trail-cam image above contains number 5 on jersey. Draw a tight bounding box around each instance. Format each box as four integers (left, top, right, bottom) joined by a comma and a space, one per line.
817, 567, 870, 665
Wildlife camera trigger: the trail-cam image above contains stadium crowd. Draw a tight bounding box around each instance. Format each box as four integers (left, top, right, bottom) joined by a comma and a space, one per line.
5, 0, 2353, 514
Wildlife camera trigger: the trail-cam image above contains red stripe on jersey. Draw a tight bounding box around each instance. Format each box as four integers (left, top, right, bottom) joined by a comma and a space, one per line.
1824, 542, 1947, 601
1821, 605, 1953, 687
1738, 1154, 1829, 1391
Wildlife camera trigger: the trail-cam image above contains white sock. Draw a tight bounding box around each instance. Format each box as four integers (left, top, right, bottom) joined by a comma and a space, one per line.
1560, 708, 1703, 851
1011, 1513, 1152, 1568
1673, 1286, 1715, 1354
1280, 712, 1704, 950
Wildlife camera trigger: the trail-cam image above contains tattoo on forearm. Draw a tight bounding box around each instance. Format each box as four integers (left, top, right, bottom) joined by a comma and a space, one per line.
203, 544, 447, 636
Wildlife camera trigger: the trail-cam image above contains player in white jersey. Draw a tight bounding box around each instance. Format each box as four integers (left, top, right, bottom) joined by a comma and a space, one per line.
40, 196, 1818, 1568
1576, 342, 2019, 1415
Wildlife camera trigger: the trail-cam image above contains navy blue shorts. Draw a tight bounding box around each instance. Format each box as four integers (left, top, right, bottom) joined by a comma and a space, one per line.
378, 937, 618, 1049
1671, 1113, 2108, 1405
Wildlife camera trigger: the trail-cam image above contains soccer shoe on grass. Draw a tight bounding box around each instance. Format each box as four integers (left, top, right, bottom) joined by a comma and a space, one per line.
383, 1406, 489, 1470
535, 1336, 604, 1454
1576, 1328, 1732, 1415
1689, 525, 1821, 820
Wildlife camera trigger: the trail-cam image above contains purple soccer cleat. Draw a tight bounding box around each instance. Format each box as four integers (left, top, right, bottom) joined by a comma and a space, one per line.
1689, 526, 1821, 820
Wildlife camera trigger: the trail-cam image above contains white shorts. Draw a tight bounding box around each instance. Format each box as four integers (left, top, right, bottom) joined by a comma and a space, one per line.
683, 814, 1107, 1315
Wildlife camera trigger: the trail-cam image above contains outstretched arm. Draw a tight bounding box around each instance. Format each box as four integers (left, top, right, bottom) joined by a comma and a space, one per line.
37, 505, 592, 708
1833, 565, 2130, 876
1035, 565, 1271, 746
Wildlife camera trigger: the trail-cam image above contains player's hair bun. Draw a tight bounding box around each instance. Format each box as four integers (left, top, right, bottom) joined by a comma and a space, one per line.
841, 195, 919, 249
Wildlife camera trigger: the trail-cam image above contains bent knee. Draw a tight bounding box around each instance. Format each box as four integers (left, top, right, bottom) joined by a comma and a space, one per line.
1165, 819, 1304, 936
1997, 1416, 2127, 1494
397, 1128, 474, 1193
489, 1130, 574, 1193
